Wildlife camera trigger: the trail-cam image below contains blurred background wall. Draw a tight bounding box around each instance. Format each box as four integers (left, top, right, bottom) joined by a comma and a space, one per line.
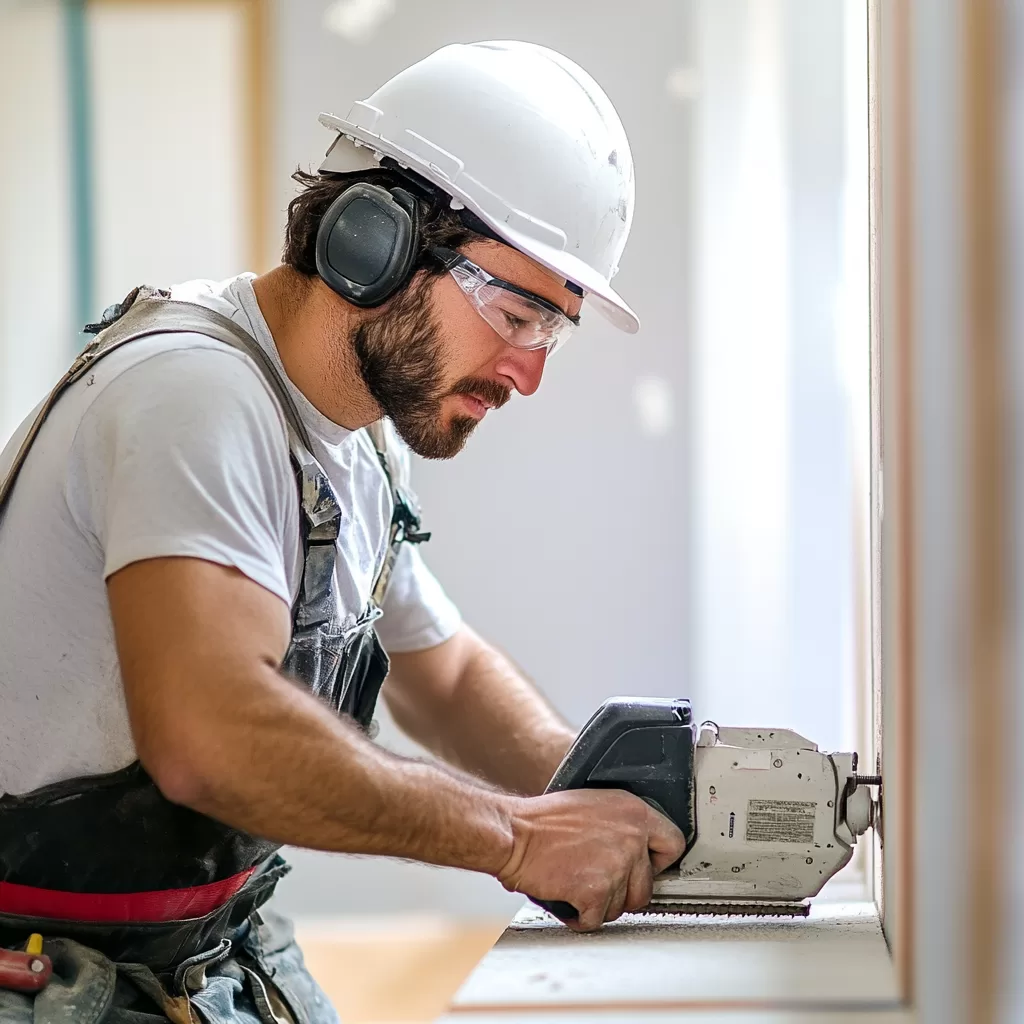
0, 0, 869, 921
0, 2, 74, 444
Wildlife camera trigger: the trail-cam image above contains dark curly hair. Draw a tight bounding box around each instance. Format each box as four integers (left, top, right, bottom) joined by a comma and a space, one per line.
282, 165, 488, 282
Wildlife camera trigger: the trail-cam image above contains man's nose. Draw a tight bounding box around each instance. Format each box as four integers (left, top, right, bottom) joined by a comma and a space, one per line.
495, 346, 548, 397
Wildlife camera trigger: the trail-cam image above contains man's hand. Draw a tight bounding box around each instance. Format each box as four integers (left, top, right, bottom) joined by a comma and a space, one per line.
497, 790, 686, 932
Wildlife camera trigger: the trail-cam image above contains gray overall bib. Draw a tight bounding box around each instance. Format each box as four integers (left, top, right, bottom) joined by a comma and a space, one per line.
0, 288, 430, 1023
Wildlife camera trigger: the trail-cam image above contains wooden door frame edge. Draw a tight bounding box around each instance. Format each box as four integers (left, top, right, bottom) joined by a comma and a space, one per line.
962, 0, 1008, 1020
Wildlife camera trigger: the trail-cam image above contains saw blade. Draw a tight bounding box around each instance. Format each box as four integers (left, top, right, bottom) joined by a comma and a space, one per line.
636, 900, 811, 918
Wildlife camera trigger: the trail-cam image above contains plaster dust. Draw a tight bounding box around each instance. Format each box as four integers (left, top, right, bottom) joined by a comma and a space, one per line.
450, 901, 899, 1011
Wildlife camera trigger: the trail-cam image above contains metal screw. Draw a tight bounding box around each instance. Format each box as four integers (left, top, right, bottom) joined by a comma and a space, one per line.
852, 775, 883, 788
773, 758, 783, 768
805, 857, 813, 865
709, 786, 716, 795
30, 959, 45, 974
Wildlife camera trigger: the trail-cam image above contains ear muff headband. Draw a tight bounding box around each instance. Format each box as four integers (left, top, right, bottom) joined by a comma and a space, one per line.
315, 183, 420, 307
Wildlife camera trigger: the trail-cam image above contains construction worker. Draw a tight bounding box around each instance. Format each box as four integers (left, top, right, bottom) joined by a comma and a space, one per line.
0, 41, 684, 1023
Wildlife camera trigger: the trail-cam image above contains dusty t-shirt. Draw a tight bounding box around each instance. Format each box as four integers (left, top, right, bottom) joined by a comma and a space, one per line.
0, 274, 461, 796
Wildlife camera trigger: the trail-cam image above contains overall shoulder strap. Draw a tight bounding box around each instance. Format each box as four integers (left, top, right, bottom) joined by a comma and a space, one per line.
366, 419, 431, 607
365, 421, 397, 486
0, 289, 315, 519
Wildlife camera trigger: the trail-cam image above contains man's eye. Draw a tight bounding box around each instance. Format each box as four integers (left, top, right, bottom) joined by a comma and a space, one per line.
501, 310, 528, 331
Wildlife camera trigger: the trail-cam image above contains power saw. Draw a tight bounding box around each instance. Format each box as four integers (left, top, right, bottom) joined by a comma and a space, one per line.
537, 697, 881, 920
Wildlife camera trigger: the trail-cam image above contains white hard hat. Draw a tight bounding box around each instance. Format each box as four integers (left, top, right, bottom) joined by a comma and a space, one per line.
318, 40, 639, 334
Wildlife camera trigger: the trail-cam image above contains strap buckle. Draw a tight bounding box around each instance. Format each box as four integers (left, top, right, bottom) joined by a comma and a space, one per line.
393, 487, 431, 544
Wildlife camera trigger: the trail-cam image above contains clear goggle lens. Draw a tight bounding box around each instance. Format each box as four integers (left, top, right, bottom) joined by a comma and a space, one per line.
447, 259, 579, 356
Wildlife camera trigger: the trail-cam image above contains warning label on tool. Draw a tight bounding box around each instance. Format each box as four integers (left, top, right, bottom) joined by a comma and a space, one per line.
745, 800, 817, 844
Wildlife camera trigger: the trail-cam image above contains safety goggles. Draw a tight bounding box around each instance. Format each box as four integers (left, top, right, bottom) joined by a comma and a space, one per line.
431, 246, 581, 356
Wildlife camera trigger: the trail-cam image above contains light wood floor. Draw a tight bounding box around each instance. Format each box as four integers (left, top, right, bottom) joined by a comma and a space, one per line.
295, 917, 507, 1024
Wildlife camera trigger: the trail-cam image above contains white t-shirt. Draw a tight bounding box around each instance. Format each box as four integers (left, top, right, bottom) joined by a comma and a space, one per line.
0, 274, 461, 797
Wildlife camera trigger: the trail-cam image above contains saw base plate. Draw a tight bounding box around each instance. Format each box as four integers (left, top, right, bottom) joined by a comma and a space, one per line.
639, 899, 811, 918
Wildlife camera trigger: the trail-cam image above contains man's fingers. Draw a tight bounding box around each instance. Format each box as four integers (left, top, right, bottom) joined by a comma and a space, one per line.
572, 873, 628, 932
650, 844, 685, 876
645, 804, 687, 851
573, 899, 609, 933
645, 807, 687, 874
624, 858, 654, 913
604, 878, 630, 924
575, 863, 647, 930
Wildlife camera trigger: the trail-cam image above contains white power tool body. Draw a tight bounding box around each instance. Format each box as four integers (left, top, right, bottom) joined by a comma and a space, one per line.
540, 697, 880, 920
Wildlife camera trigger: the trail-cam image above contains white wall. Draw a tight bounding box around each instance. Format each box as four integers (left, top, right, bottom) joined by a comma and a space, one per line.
690, 0, 863, 752
690, 0, 794, 740
907, 2, 969, 1017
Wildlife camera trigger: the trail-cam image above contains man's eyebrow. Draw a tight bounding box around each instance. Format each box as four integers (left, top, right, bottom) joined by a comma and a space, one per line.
524, 283, 580, 323
545, 293, 580, 324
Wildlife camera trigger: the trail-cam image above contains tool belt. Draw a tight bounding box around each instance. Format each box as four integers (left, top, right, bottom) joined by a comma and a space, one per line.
0, 857, 287, 976
0, 876, 336, 1023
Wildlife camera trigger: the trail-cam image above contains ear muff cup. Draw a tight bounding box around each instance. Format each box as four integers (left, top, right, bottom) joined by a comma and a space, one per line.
315, 183, 420, 307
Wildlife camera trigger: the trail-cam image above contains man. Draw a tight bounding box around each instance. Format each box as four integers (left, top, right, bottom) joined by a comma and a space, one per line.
0, 41, 684, 1023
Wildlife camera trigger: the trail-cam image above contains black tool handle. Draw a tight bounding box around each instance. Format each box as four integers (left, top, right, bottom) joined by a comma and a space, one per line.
528, 696, 697, 923
535, 899, 580, 923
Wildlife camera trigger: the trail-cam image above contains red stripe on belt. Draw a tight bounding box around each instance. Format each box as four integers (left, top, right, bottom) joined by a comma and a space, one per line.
0, 868, 254, 923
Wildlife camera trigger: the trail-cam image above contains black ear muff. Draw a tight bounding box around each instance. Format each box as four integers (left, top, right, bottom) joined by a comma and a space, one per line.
315, 183, 420, 307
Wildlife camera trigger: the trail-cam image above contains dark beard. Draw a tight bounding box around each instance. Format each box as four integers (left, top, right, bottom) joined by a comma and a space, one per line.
353, 278, 511, 459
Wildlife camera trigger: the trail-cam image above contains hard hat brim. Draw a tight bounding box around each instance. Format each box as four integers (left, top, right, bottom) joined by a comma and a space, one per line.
317, 114, 641, 335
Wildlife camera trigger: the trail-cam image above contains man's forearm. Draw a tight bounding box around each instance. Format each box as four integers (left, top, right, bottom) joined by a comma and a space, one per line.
152, 663, 515, 875
386, 628, 576, 795
111, 558, 687, 932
